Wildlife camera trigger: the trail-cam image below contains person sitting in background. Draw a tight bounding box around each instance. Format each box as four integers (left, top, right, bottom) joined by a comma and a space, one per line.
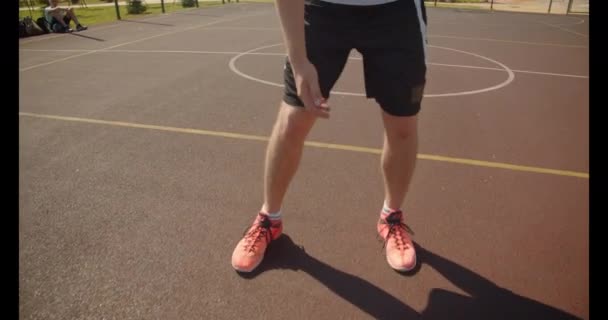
44, 0, 88, 33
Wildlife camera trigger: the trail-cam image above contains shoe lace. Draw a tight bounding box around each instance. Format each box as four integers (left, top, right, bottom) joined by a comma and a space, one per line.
378, 211, 414, 251
242, 216, 273, 253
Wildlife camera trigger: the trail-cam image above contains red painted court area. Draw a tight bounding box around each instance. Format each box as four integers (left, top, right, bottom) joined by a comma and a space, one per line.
19, 2, 588, 319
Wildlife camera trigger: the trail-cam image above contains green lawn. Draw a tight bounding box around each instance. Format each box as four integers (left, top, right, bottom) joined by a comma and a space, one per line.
438, 0, 487, 3
240, 0, 489, 9
20, 0, 492, 26
19, 2, 224, 26
20, 0, 172, 7
20, 0, 103, 7
240, 0, 488, 2
424, 0, 490, 10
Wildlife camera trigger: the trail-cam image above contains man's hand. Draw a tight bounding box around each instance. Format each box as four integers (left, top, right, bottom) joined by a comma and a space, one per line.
274, 0, 329, 119
291, 59, 330, 119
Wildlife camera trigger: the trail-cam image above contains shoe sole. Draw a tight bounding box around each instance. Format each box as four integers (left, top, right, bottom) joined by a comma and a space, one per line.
232, 258, 263, 273
387, 255, 417, 272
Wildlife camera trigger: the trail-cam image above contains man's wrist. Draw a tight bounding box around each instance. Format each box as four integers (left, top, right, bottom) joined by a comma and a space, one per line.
288, 50, 308, 66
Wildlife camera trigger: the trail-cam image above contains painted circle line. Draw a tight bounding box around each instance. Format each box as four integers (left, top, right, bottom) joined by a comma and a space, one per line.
229, 43, 515, 98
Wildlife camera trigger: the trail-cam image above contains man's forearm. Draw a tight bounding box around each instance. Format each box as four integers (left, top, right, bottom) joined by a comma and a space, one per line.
275, 0, 307, 65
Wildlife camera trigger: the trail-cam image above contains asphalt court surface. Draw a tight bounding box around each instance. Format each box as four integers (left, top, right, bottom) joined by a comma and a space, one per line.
19, 2, 588, 319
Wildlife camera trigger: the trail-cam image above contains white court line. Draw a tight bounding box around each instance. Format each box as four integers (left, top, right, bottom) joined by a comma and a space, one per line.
18, 5, 230, 45
21, 49, 92, 53
33, 24, 583, 49
228, 43, 516, 98
427, 34, 586, 48
201, 26, 589, 48
19, 11, 267, 72
423, 21, 582, 28
553, 18, 586, 26
21, 48, 245, 54
343, 59, 587, 79
429, 62, 588, 79
21, 48, 588, 79
19, 10, 183, 45
340, 58, 587, 79
537, 21, 588, 38
22, 32, 589, 49
19, 34, 65, 44
503, 68, 588, 79
21, 15, 584, 46
206, 26, 279, 31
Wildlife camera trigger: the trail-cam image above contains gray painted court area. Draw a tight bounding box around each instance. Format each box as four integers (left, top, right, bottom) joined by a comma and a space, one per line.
20, 3, 588, 319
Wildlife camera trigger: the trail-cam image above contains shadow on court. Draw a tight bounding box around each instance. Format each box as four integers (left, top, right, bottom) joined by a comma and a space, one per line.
238, 234, 582, 320
68, 33, 106, 42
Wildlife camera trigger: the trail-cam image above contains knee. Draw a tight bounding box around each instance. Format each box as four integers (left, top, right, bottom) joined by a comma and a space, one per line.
277, 115, 308, 142
275, 107, 313, 142
385, 117, 417, 142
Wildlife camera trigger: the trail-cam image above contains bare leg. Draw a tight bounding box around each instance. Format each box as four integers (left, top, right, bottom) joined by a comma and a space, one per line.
51, 11, 69, 27
380, 111, 418, 210
231, 101, 317, 272
262, 102, 317, 213
66, 8, 81, 26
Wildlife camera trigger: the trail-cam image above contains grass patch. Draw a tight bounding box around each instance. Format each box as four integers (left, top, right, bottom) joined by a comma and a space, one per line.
439, 0, 487, 3
424, 1, 489, 10
242, 0, 488, 9
21, 0, 123, 7
239, 0, 488, 3
20, 6, 124, 25
19, 1, 224, 26
19, 0, 492, 24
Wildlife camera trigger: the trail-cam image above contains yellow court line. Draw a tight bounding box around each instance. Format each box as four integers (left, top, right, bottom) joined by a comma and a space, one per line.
19, 112, 589, 179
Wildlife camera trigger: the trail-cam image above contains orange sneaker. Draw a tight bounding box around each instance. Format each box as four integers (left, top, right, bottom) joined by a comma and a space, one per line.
377, 210, 416, 272
231, 213, 283, 273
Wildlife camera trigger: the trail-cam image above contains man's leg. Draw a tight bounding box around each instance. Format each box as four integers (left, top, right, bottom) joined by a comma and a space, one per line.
262, 102, 318, 213
231, 0, 351, 273
381, 112, 418, 211
63, 16, 72, 28
65, 8, 80, 25
231, 102, 317, 273
66, 8, 87, 30
375, 111, 419, 272
231, 53, 347, 273
50, 14, 70, 32
355, 0, 426, 273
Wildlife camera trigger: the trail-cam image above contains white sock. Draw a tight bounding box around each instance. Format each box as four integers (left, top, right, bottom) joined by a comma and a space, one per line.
263, 210, 282, 221
381, 202, 399, 216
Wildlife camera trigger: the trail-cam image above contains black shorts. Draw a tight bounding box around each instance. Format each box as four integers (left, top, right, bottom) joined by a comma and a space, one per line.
283, 0, 428, 117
